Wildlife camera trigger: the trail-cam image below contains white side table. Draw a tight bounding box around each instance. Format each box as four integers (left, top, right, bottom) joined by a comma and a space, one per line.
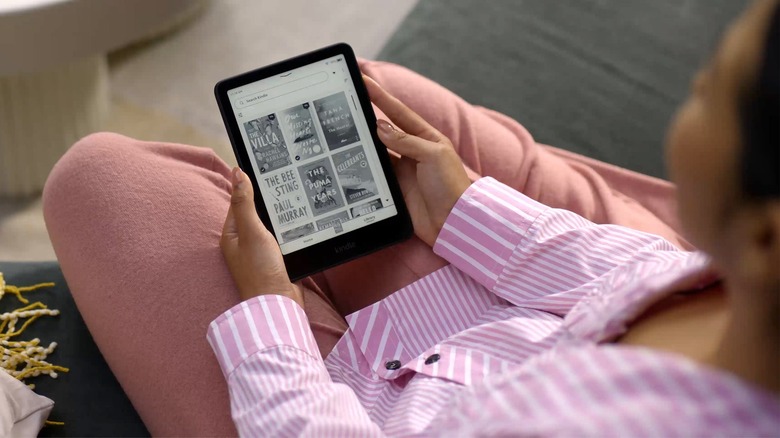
0, 0, 203, 197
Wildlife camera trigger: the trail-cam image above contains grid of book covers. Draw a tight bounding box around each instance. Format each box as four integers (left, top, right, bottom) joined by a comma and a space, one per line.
243, 91, 387, 245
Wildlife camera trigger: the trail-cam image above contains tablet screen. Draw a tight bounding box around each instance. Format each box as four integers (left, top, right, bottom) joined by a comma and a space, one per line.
227, 55, 398, 255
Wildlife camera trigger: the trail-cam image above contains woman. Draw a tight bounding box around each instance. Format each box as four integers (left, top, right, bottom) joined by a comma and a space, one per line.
44, 0, 778, 435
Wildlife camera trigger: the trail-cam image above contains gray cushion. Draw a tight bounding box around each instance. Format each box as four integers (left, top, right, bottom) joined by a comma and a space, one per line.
0, 262, 149, 437
378, 0, 749, 178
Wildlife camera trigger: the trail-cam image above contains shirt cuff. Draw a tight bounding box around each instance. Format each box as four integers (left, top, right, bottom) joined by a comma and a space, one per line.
433, 177, 549, 289
207, 294, 321, 377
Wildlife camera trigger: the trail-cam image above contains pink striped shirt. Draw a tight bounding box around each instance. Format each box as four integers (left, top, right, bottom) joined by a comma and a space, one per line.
208, 177, 780, 437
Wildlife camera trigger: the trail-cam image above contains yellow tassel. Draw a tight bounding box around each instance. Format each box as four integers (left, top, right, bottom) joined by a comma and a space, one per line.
0, 273, 54, 305
0, 272, 68, 427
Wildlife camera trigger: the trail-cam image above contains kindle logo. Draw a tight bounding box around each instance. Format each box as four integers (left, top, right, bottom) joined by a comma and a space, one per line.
335, 242, 357, 254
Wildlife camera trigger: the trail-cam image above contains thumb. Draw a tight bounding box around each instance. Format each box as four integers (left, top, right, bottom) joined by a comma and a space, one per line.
376, 119, 439, 162
229, 167, 262, 238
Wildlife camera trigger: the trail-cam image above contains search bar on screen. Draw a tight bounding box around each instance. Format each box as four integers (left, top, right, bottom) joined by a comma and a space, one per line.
236, 71, 329, 109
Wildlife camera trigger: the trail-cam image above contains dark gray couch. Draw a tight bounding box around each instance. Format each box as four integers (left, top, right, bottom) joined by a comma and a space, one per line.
378, 0, 748, 178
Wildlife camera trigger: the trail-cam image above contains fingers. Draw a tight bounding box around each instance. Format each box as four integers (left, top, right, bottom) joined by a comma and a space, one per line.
227, 167, 262, 239
377, 119, 444, 162
222, 203, 237, 239
363, 75, 442, 142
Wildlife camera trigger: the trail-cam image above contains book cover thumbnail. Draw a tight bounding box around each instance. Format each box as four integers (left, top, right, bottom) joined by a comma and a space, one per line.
315, 92, 360, 150
244, 114, 292, 173
316, 211, 350, 234
261, 169, 310, 228
281, 223, 316, 243
350, 199, 383, 218
279, 103, 324, 162
331, 145, 377, 204
298, 157, 345, 217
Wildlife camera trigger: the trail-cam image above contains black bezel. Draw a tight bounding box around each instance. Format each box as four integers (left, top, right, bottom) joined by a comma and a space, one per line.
215, 43, 413, 281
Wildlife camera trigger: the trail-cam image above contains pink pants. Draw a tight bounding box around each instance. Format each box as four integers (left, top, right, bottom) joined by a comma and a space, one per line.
43, 60, 688, 436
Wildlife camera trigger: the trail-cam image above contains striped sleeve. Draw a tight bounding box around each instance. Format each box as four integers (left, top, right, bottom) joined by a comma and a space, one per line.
207, 295, 384, 437
434, 177, 683, 312
433, 177, 549, 290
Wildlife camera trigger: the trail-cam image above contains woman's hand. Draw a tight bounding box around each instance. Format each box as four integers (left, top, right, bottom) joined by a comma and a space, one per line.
221, 167, 303, 306
364, 75, 472, 247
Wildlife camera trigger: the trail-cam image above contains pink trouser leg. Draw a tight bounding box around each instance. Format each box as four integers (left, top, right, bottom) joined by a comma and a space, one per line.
321, 60, 690, 315
43, 134, 347, 436
360, 60, 686, 240
43, 60, 687, 436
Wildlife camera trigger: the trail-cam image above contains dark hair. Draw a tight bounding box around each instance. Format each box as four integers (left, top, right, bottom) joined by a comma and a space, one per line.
740, 3, 780, 198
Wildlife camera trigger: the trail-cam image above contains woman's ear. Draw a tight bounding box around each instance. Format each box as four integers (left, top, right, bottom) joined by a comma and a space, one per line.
731, 201, 780, 289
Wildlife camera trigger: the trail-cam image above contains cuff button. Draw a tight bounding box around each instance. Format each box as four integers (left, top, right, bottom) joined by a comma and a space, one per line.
385, 359, 402, 370
424, 354, 441, 365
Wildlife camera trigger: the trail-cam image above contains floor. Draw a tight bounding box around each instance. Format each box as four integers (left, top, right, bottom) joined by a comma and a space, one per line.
0, 0, 417, 262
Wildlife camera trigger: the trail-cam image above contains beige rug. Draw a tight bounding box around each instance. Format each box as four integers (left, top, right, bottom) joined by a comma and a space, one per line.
109, 0, 418, 140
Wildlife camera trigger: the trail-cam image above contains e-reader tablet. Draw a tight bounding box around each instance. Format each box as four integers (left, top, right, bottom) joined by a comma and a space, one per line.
215, 43, 413, 281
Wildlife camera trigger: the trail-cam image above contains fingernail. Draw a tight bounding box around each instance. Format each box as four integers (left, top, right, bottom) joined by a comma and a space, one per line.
363, 74, 377, 86
377, 120, 395, 136
231, 167, 243, 189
